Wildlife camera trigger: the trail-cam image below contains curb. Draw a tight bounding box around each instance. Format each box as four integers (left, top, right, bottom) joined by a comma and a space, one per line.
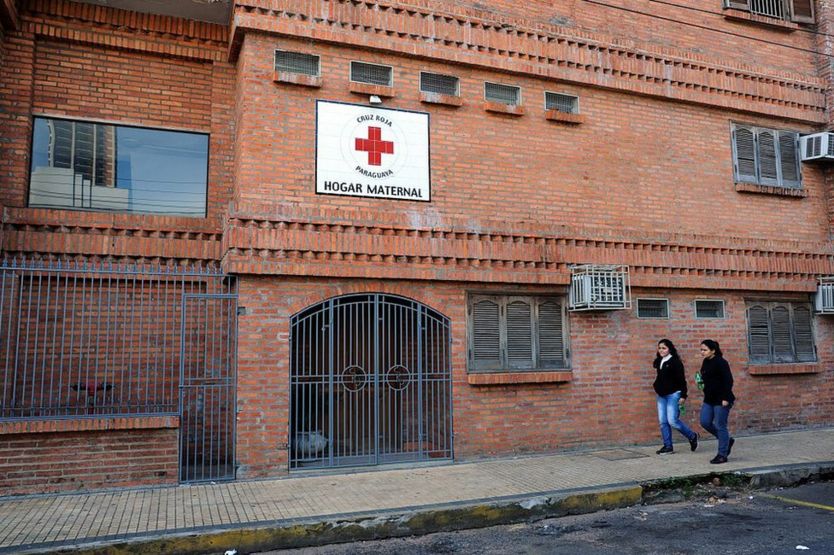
21, 462, 834, 555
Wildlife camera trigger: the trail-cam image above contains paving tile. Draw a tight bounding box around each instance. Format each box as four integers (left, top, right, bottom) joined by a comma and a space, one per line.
0, 428, 833, 552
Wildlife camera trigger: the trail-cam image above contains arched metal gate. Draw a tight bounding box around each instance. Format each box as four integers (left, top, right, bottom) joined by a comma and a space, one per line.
290, 294, 452, 469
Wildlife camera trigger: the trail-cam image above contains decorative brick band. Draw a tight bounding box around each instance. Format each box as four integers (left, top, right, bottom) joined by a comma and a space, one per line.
231, 0, 826, 122
222, 213, 833, 290
2, 208, 223, 261
23, 0, 228, 61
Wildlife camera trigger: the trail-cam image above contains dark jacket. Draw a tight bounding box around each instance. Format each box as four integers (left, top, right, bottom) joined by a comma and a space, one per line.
700, 355, 735, 406
652, 356, 688, 398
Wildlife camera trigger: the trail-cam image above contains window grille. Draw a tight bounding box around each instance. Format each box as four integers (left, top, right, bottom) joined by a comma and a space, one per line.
350, 61, 393, 86
545, 92, 579, 114
569, 265, 631, 311
731, 123, 801, 189
420, 72, 459, 96
695, 300, 725, 319
275, 50, 320, 76
0, 258, 236, 420
724, 0, 814, 23
637, 299, 669, 319
816, 277, 834, 314
747, 301, 816, 363
485, 82, 521, 106
751, 0, 785, 18
469, 295, 568, 372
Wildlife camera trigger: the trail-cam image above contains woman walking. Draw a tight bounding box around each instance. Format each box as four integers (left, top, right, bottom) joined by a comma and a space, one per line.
653, 339, 698, 454
698, 339, 736, 464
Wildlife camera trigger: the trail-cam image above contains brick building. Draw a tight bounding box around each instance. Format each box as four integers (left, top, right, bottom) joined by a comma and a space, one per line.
1, 0, 834, 494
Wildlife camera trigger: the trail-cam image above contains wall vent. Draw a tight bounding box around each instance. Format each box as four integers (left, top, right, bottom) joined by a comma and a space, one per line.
485, 82, 521, 106
350, 61, 393, 86
545, 92, 579, 114
420, 72, 459, 96
275, 50, 320, 76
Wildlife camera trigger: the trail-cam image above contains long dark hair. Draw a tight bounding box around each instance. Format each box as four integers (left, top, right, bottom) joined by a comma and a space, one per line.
700, 339, 723, 358
653, 338, 680, 367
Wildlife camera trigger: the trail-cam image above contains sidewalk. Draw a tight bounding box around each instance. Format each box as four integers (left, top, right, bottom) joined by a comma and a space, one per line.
2, 427, 834, 554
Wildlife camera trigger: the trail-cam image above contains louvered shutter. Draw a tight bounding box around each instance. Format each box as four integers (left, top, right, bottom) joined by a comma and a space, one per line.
771, 305, 794, 362
733, 126, 757, 182
778, 131, 801, 188
724, 0, 750, 9
791, 0, 814, 23
538, 300, 565, 368
747, 305, 771, 363
506, 299, 534, 369
792, 305, 815, 362
472, 299, 501, 370
758, 130, 779, 185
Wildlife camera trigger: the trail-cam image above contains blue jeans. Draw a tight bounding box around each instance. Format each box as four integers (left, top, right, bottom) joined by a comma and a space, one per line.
657, 391, 696, 448
700, 403, 732, 456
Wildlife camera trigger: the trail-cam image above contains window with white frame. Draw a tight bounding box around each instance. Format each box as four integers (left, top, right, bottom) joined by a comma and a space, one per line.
723, 0, 814, 23
731, 123, 801, 189
637, 298, 669, 319
468, 295, 568, 372
746, 301, 815, 363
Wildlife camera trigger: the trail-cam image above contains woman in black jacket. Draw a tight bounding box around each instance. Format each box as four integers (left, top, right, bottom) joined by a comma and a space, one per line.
652, 339, 698, 455
698, 339, 736, 464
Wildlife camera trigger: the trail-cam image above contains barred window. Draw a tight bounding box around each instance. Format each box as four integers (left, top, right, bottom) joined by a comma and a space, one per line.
420, 72, 459, 96
350, 61, 393, 86
469, 295, 568, 372
275, 50, 320, 76
637, 299, 669, 319
747, 302, 815, 364
723, 0, 814, 23
695, 300, 725, 319
545, 92, 579, 114
484, 82, 521, 106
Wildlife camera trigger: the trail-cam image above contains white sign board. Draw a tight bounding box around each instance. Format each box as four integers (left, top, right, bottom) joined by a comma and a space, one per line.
316, 100, 430, 202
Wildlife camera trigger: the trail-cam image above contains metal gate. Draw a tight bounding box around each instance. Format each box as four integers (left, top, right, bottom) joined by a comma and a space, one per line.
290, 293, 452, 470
179, 293, 238, 483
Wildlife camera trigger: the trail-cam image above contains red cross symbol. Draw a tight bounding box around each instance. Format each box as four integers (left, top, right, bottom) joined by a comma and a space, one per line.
355, 126, 394, 166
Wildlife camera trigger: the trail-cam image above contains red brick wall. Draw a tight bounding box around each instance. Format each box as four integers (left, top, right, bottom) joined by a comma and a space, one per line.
235, 276, 834, 475
0, 0, 233, 260
0, 427, 178, 494
452, 0, 818, 73
232, 33, 827, 242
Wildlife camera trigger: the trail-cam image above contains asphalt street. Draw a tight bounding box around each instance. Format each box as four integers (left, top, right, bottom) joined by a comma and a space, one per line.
267, 481, 834, 555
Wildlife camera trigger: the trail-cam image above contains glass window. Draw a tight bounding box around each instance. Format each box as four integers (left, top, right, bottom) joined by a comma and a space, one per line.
29, 117, 208, 217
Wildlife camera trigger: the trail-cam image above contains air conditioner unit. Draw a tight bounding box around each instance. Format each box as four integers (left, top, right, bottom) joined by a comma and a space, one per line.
569, 264, 631, 311
816, 277, 834, 314
800, 133, 834, 162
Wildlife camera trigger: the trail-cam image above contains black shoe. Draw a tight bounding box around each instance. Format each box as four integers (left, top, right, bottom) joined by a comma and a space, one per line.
728, 438, 735, 456
656, 446, 674, 454
689, 433, 699, 452
710, 454, 728, 464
